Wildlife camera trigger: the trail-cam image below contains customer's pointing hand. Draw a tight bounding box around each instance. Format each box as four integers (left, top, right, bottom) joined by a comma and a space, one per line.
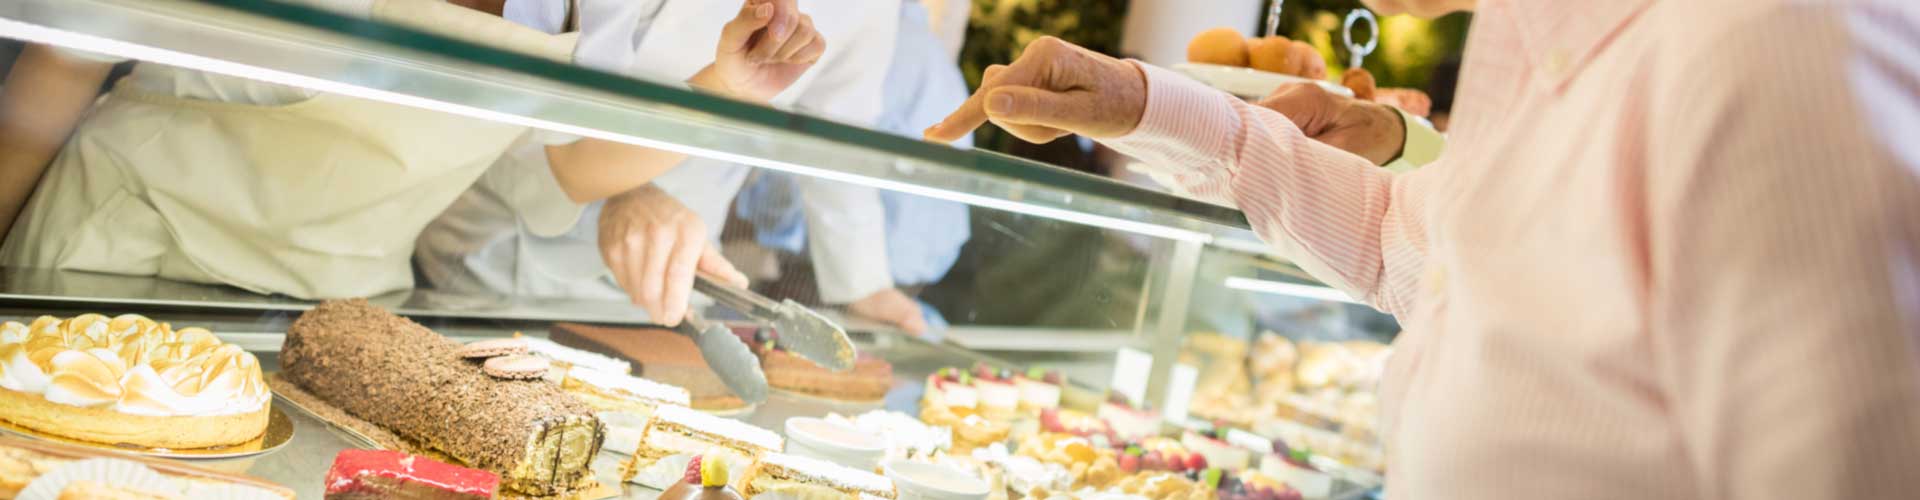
924, 37, 1148, 144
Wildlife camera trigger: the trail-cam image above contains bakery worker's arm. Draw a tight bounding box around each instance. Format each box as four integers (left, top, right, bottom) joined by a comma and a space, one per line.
574, 0, 826, 326
924, 37, 1436, 317
1647, 6, 1920, 499
0, 45, 113, 241
546, 0, 817, 204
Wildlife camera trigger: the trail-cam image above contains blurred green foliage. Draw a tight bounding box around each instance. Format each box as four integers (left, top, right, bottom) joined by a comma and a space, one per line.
1259, 0, 1470, 89
959, 0, 1132, 91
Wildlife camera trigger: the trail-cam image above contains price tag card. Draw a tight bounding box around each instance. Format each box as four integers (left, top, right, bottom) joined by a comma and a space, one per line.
1162, 363, 1199, 422
1110, 348, 1153, 406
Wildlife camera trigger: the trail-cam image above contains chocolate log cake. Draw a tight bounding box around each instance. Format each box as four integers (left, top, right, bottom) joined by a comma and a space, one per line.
280, 299, 603, 496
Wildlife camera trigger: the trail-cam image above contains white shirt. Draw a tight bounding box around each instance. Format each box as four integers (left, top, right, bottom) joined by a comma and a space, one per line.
414, 0, 902, 305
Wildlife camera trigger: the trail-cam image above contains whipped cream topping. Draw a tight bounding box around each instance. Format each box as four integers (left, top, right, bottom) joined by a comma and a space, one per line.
758, 452, 895, 494
653, 405, 784, 450
568, 367, 691, 406
522, 336, 632, 374
0, 343, 49, 393
0, 314, 268, 417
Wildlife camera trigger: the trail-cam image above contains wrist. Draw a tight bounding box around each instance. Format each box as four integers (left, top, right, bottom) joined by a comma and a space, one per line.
688, 65, 770, 104
1377, 102, 1409, 166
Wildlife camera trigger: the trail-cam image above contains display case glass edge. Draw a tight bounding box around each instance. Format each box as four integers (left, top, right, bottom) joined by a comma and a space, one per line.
2, 0, 1252, 243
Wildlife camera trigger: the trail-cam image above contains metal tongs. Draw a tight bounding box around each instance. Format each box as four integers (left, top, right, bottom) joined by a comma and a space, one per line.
671, 274, 857, 405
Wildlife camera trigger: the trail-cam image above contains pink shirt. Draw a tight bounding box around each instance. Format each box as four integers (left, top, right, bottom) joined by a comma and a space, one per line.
1110, 0, 1920, 498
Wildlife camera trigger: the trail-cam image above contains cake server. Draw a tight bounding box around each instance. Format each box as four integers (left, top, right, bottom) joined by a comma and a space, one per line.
674, 307, 769, 404
693, 274, 856, 372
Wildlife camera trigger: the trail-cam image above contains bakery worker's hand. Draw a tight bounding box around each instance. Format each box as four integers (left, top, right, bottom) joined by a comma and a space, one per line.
693, 0, 824, 103
847, 288, 928, 336
598, 185, 751, 327
1255, 82, 1408, 166
924, 36, 1148, 144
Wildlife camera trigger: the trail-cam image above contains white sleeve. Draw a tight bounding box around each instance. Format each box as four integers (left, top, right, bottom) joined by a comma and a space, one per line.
782, 0, 900, 303
475, 134, 589, 238
798, 179, 892, 304
775, 0, 899, 125
572, 0, 668, 74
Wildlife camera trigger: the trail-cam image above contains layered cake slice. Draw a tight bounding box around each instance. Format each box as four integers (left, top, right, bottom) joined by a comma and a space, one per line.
521, 335, 632, 375
558, 365, 692, 419
550, 324, 748, 411
279, 300, 603, 496
762, 350, 892, 402
324, 449, 499, 499
736, 452, 897, 500
623, 405, 783, 489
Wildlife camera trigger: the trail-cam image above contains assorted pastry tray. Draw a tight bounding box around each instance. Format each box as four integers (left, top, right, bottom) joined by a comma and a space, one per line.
0, 303, 1378, 500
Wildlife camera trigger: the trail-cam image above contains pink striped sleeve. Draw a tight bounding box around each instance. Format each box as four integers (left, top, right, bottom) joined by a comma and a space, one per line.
1107, 63, 1429, 316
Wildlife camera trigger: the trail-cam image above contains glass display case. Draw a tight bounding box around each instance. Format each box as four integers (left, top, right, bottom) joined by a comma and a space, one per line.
0, 1, 1391, 498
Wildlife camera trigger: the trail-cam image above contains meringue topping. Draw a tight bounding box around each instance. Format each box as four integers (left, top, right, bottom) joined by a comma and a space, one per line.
0, 344, 49, 393
0, 313, 267, 416
45, 349, 124, 408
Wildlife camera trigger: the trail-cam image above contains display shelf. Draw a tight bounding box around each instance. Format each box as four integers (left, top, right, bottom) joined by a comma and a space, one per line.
0, 0, 1252, 245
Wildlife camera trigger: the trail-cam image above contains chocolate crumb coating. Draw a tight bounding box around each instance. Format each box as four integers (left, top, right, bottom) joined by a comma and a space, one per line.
281, 299, 603, 496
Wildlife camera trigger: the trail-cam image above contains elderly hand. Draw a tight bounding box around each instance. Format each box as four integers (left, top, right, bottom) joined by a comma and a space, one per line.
1256, 83, 1407, 166
696, 0, 824, 103
924, 36, 1148, 144
599, 185, 751, 326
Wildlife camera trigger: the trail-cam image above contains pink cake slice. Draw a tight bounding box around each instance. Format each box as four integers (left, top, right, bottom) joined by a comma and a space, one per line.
325, 449, 500, 499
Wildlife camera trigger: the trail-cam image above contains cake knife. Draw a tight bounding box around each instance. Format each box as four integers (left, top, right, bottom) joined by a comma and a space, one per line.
674, 307, 769, 404
693, 273, 856, 372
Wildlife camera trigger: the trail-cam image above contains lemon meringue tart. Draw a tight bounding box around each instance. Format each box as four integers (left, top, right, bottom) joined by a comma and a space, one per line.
0, 314, 270, 449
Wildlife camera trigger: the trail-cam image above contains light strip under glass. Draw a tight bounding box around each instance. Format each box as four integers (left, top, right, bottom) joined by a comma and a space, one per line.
0, 17, 1213, 243
1222, 276, 1361, 304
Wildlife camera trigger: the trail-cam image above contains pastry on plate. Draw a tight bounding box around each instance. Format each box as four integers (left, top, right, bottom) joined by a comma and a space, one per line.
661, 450, 746, 500
1013, 368, 1062, 413
555, 364, 691, 420
968, 365, 1019, 419
921, 368, 978, 412
324, 449, 498, 500
736, 452, 896, 500
1097, 394, 1163, 441
0, 314, 269, 449
763, 349, 892, 402
550, 324, 749, 411
622, 405, 782, 489
279, 299, 603, 497
0, 436, 292, 498
1187, 27, 1249, 66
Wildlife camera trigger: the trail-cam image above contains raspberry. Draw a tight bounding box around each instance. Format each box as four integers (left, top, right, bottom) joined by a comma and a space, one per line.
684, 455, 704, 484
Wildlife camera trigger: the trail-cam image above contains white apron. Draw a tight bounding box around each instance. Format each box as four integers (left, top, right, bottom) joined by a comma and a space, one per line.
0, 0, 574, 299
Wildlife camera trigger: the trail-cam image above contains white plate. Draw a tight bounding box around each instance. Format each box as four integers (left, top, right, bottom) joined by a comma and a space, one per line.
1172, 63, 1353, 99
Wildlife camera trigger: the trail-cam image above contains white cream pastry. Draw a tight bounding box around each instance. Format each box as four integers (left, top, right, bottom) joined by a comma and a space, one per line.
622, 405, 782, 489
0, 314, 270, 448
520, 335, 632, 374
738, 452, 897, 500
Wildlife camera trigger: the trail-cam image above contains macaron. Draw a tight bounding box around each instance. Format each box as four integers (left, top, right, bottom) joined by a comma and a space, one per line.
459, 338, 529, 359
482, 354, 551, 380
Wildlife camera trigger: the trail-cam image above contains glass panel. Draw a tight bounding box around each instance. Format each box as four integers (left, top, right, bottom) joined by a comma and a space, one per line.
1177, 246, 1396, 483
0, 0, 1252, 244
